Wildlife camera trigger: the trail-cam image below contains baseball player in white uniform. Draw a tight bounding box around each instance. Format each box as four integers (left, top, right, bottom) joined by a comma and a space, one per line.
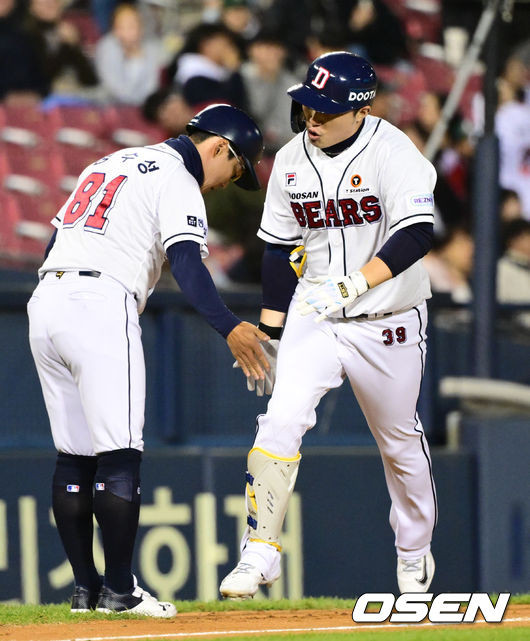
220, 52, 438, 598
27, 104, 271, 616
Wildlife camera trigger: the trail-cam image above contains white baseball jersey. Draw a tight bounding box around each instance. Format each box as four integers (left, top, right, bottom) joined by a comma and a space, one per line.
40, 143, 210, 313
258, 115, 437, 315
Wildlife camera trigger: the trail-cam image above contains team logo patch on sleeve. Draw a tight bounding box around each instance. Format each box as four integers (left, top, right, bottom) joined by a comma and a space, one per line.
187, 215, 197, 226
95, 483, 105, 491
410, 194, 434, 208
285, 173, 297, 186
66, 484, 80, 493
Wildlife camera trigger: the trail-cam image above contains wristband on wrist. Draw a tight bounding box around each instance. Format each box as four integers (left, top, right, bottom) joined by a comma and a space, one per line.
258, 322, 283, 339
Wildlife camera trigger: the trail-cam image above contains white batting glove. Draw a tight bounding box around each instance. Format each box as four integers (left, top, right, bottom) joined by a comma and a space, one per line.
233, 339, 279, 396
296, 271, 369, 322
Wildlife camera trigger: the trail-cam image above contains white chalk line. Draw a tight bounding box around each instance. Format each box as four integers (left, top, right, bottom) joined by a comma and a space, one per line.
24, 616, 530, 641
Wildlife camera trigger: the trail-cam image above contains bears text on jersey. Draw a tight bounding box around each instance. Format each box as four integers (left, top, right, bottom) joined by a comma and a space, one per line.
290, 196, 382, 229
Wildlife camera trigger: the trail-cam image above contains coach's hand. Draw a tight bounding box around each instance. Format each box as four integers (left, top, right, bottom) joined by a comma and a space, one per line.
227, 322, 271, 380
297, 271, 369, 322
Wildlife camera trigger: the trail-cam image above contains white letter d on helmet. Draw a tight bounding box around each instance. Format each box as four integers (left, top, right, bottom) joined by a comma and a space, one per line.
311, 66, 330, 89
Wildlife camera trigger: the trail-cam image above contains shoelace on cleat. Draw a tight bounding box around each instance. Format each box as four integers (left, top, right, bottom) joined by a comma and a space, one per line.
401, 558, 423, 573
233, 562, 256, 575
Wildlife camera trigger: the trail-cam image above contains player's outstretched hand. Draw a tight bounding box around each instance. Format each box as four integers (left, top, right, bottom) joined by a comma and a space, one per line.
233, 339, 279, 396
296, 271, 369, 322
227, 322, 271, 380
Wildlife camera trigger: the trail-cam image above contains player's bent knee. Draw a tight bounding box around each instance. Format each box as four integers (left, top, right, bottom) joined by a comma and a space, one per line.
95, 448, 142, 504
245, 447, 301, 549
53, 452, 97, 491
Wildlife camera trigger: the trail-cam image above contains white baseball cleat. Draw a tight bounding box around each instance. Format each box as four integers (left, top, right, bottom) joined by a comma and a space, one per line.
397, 551, 435, 593
96, 575, 177, 617
219, 562, 279, 599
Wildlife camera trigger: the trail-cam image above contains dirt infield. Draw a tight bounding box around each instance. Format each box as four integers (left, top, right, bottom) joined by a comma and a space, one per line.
1, 605, 529, 641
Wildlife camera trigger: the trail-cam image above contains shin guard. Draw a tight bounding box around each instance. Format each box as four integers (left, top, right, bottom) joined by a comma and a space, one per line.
245, 447, 301, 551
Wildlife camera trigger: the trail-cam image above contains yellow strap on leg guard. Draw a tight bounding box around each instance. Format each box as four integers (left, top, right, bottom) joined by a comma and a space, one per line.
245, 447, 301, 549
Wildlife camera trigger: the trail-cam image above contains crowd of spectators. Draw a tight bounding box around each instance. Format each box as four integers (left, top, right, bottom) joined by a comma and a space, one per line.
0, 0, 529, 303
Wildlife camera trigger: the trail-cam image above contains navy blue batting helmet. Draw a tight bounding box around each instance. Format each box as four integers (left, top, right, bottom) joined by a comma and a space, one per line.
186, 103, 263, 190
288, 52, 377, 132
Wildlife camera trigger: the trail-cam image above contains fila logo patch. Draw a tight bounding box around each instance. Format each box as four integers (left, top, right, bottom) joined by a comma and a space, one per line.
285, 172, 297, 186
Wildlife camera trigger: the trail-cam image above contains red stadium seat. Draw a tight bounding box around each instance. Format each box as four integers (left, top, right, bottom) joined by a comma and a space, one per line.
412, 54, 455, 94
1, 103, 60, 144
58, 142, 116, 183
405, 5, 442, 44
8, 185, 63, 225
0, 192, 23, 261
375, 64, 428, 125
1, 142, 65, 190
105, 105, 167, 147
49, 104, 110, 141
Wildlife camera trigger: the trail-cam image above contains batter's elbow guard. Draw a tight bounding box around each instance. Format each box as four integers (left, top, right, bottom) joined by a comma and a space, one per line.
289, 245, 307, 278
245, 447, 301, 550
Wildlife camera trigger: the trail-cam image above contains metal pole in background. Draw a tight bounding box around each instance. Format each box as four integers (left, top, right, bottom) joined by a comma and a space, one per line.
471, 1, 501, 378
424, 0, 500, 162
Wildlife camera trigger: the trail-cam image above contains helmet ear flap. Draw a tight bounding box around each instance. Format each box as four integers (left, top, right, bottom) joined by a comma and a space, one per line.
290, 102, 305, 134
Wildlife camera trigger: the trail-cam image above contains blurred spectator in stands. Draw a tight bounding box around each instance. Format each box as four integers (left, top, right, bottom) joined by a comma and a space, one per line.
141, 87, 193, 137
305, 25, 348, 68
497, 219, 530, 303
347, 0, 407, 64
370, 80, 400, 125
423, 226, 474, 303
503, 49, 530, 105
259, 0, 311, 64
137, 0, 182, 65
500, 188, 524, 223
95, 3, 164, 106
220, 0, 260, 44
167, 22, 247, 110
24, 0, 99, 101
91, 0, 120, 33
241, 29, 297, 154
0, 0, 47, 102
495, 74, 530, 220
313, 0, 407, 66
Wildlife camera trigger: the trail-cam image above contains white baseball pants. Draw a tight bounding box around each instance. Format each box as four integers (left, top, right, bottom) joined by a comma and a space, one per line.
28, 272, 145, 456
253, 301, 437, 560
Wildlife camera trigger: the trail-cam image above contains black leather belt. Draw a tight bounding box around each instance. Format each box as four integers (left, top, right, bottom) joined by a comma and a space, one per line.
354, 311, 394, 319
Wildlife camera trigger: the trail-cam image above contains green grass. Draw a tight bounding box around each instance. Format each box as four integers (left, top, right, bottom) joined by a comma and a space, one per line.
0, 594, 528, 637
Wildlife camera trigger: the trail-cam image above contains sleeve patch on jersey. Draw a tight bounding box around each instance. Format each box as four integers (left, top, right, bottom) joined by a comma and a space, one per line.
187, 215, 197, 227
285, 172, 297, 186
409, 193, 434, 209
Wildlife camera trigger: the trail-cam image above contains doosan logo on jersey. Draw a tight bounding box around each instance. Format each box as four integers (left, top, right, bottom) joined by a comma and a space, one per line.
288, 191, 319, 199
